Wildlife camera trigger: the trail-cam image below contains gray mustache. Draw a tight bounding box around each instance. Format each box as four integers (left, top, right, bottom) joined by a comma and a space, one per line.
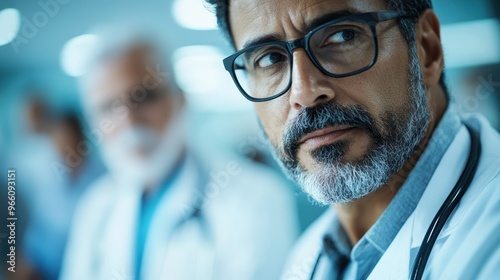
282, 103, 378, 160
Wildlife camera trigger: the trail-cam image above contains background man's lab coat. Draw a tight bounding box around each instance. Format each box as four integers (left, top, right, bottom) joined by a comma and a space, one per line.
60, 154, 299, 280
282, 115, 500, 280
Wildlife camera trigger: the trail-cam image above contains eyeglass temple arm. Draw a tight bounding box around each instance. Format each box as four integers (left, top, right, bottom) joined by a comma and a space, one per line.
373, 11, 417, 22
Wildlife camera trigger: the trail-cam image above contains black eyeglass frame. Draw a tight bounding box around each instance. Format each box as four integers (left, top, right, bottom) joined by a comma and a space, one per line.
223, 11, 415, 102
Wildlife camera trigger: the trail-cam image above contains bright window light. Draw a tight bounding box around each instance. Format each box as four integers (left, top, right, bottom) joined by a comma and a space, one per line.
60, 34, 99, 77
442, 19, 500, 68
172, 45, 251, 111
172, 0, 217, 30
173, 45, 224, 94
0, 8, 21, 46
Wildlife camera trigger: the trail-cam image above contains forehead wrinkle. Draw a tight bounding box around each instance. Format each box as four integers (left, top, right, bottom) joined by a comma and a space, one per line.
230, 0, 282, 48
278, 0, 335, 39
282, 0, 366, 35
232, 0, 387, 49
298, 1, 332, 30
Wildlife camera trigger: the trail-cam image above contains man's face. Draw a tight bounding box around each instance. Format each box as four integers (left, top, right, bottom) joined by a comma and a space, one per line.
86, 48, 175, 158
84, 48, 184, 186
229, 0, 430, 203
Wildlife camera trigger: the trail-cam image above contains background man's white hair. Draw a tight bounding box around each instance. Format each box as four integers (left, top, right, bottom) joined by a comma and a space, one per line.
78, 23, 181, 96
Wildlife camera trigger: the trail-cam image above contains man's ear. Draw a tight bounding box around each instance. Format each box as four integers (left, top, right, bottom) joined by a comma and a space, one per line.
415, 9, 444, 88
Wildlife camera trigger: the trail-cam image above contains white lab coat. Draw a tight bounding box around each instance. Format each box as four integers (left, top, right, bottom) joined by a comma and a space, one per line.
60, 154, 299, 280
281, 114, 500, 280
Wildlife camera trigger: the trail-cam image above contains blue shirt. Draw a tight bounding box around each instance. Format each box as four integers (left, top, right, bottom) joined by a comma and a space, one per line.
325, 105, 462, 280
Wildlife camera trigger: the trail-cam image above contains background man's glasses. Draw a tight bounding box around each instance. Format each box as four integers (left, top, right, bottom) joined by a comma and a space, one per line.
223, 11, 414, 102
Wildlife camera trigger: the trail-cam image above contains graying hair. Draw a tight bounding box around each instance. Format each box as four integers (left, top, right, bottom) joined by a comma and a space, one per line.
79, 25, 180, 94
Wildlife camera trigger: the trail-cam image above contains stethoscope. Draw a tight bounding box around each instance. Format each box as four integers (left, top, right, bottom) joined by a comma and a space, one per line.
309, 123, 481, 280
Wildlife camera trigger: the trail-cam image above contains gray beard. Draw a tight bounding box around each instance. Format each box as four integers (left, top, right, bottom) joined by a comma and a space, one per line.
264, 46, 430, 205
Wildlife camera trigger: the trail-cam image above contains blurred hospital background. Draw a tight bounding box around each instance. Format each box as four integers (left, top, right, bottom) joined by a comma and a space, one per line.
0, 0, 499, 279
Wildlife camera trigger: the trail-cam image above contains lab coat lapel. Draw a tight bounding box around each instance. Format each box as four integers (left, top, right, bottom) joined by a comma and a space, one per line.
368, 126, 470, 279
141, 156, 204, 280
366, 216, 413, 279
410, 127, 470, 249
281, 209, 335, 280
98, 183, 142, 279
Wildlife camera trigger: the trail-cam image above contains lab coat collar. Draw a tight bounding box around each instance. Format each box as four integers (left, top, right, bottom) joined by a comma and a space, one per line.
98, 180, 141, 279
367, 121, 471, 279
140, 153, 205, 279
410, 125, 471, 248
97, 153, 202, 279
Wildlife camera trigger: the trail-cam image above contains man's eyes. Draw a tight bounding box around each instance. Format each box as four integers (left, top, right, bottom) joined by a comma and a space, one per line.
130, 90, 160, 105
255, 51, 287, 68
313, 22, 369, 49
99, 90, 160, 114
324, 29, 358, 45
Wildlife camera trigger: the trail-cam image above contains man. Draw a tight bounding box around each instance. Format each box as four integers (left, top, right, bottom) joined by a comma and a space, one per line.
6, 94, 105, 280
21, 100, 105, 280
60, 30, 298, 280
207, 0, 500, 279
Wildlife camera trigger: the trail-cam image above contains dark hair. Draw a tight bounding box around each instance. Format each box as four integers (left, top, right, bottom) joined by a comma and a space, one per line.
206, 0, 448, 94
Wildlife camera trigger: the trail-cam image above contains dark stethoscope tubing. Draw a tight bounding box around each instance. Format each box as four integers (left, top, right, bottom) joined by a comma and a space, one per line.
309, 123, 482, 280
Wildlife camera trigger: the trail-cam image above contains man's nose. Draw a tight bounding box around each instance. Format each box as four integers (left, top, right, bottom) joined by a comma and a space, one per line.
288, 50, 336, 111
122, 102, 145, 128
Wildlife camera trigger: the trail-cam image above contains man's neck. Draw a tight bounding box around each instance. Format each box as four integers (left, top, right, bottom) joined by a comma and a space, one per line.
334, 85, 448, 246
143, 147, 187, 198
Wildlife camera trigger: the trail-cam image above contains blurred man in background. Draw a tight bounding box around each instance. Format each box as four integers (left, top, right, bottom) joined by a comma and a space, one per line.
10, 94, 105, 280
60, 29, 298, 280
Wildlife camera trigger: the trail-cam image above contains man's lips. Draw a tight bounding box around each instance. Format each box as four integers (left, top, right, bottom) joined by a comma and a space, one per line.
298, 125, 354, 147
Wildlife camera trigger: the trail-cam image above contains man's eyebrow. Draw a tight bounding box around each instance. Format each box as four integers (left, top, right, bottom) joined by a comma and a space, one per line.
305, 9, 357, 31
240, 9, 360, 50
242, 34, 283, 50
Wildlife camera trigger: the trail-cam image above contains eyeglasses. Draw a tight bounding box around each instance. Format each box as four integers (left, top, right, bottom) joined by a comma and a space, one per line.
223, 11, 414, 102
